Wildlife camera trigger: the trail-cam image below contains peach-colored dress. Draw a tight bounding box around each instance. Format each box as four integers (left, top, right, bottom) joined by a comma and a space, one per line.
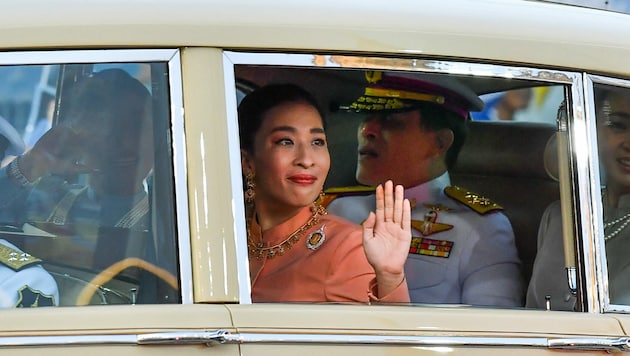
249, 205, 409, 303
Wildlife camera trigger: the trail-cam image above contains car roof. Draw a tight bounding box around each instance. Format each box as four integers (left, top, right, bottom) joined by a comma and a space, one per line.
2, 0, 630, 79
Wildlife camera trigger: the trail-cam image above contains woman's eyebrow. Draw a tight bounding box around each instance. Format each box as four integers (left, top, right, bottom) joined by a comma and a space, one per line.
269, 126, 296, 134
268, 126, 325, 134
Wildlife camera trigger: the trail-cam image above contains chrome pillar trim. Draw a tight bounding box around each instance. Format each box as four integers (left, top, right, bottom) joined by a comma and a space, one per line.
167, 50, 194, 305
566, 73, 599, 312
567, 266, 577, 295
222, 52, 252, 304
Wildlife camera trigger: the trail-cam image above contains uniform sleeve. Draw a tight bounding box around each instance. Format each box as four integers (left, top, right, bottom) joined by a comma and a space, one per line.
525, 201, 575, 310
0, 166, 31, 225
323, 226, 409, 303
0, 166, 28, 209
459, 212, 524, 307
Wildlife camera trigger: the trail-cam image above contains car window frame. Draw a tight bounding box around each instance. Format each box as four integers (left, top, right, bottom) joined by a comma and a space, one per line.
222, 51, 610, 310
584, 74, 630, 313
0, 48, 192, 305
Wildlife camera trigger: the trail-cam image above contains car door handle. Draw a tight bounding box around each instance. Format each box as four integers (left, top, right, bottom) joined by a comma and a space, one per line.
137, 329, 230, 346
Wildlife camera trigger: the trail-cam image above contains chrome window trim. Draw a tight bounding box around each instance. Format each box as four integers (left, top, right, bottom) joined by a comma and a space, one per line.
566, 73, 599, 312
2, 329, 630, 352
0, 48, 192, 304
167, 51, 194, 304
586, 74, 630, 313
224, 52, 577, 84
221, 53, 252, 304
222, 51, 590, 307
0, 49, 178, 65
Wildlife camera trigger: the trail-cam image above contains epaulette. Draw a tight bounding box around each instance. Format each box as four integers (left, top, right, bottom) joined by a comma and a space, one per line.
443, 186, 503, 215
0, 243, 42, 271
321, 185, 375, 208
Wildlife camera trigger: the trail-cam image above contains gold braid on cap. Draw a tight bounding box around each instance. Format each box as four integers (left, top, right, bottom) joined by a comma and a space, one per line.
349, 71, 446, 112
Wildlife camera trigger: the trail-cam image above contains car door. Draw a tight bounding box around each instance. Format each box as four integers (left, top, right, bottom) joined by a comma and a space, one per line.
0, 49, 239, 356
218, 50, 630, 355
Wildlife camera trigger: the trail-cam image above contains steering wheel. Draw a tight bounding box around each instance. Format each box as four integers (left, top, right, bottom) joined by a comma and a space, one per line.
75, 257, 178, 306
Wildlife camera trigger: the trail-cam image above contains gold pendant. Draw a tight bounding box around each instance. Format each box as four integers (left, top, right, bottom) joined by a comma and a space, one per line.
306, 224, 326, 250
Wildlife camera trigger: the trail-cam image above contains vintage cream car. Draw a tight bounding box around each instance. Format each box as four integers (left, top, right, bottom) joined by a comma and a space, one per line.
1, 0, 630, 354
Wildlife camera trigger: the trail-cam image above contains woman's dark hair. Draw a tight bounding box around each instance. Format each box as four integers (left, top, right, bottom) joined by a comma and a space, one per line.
238, 83, 325, 153
416, 102, 469, 169
594, 85, 630, 121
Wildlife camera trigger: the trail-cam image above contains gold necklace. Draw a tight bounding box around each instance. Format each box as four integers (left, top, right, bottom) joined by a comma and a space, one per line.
248, 204, 327, 260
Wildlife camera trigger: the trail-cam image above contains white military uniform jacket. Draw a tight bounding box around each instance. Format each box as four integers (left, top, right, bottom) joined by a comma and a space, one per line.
0, 239, 58, 307
328, 172, 523, 306
527, 193, 630, 310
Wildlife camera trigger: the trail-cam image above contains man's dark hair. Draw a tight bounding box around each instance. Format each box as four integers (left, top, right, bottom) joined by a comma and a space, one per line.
416, 102, 469, 169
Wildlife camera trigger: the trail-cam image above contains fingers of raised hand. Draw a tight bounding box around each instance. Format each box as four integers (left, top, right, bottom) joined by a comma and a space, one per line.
402, 196, 411, 234
384, 180, 394, 222
375, 183, 385, 223
394, 183, 404, 224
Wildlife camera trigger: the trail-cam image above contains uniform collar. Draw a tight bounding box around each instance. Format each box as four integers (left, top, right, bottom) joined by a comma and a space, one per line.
404, 172, 450, 205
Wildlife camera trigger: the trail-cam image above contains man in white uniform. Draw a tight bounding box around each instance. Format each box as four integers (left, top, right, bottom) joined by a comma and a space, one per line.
327, 71, 524, 306
0, 116, 58, 307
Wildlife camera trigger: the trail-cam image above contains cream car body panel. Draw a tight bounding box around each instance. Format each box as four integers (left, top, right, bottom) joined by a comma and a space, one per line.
0, 0, 630, 354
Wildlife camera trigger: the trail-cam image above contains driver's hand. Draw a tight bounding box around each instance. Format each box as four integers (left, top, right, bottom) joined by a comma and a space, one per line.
18, 125, 93, 181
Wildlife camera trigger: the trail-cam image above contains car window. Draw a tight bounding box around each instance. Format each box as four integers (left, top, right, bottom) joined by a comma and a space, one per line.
591, 80, 630, 311
0, 53, 183, 308
472, 86, 564, 124
230, 54, 574, 308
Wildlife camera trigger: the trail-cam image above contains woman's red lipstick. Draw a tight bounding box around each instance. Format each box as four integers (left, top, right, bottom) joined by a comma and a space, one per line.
288, 174, 317, 185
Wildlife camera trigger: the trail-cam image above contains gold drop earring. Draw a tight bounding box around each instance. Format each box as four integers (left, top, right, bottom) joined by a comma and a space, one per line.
245, 172, 256, 204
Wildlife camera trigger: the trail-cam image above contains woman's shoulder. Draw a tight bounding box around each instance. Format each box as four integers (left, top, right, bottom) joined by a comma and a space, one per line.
321, 211, 362, 231
314, 212, 366, 260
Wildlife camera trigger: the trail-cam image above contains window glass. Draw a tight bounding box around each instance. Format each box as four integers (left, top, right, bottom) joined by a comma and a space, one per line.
594, 83, 630, 306
0, 61, 180, 307
471, 86, 564, 124
235, 63, 565, 307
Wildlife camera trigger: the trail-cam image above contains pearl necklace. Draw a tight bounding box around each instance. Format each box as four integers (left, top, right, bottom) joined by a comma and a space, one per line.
604, 211, 630, 241
248, 204, 327, 260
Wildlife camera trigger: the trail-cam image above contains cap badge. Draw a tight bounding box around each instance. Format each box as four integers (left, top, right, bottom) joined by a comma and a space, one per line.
365, 71, 382, 83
